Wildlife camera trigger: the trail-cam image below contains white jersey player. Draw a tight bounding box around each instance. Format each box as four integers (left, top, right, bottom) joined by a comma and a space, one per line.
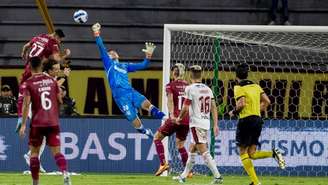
174, 65, 223, 184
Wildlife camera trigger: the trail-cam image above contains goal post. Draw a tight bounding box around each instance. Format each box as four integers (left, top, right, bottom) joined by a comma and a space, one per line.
162, 24, 328, 176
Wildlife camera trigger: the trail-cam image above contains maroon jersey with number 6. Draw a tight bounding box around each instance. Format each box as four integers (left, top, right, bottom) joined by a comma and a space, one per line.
165, 79, 189, 125
23, 73, 60, 127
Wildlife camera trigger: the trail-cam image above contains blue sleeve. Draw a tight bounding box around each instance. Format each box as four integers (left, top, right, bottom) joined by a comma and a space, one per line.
126, 58, 150, 72
95, 36, 113, 71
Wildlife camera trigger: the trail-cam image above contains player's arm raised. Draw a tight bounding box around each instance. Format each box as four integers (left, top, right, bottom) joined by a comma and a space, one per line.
126, 42, 156, 72
21, 42, 31, 60
91, 23, 113, 71
211, 99, 219, 137
19, 94, 31, 138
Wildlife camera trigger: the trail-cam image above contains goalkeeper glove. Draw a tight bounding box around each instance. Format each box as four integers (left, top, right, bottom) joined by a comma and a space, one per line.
15, 117, 22, 133
142, 42, 156, 55
92, 23, 101, 36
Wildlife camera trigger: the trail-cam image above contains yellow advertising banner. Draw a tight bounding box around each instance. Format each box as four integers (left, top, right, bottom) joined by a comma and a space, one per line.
0, 69, 327, 118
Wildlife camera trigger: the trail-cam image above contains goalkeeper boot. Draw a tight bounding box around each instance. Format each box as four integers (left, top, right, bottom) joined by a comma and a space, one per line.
211, 176, 223, 184
145, 128, 154, 139
272, 148, 286, 169
63, 171, 72, 185
172, 175, 185, 183
155, 162, 169, 176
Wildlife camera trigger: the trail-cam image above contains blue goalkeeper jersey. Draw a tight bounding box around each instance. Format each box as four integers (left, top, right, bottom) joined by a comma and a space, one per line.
95, 36, 149, 97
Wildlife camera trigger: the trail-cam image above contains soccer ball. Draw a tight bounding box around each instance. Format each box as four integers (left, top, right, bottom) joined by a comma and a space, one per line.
73, 10, 88, 23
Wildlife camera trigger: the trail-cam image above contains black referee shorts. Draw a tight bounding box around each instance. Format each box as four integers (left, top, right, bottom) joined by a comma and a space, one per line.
236, 115, 264, 147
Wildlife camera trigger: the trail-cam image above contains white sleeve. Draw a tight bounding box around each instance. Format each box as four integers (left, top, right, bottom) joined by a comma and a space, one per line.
185, 86, 193, 100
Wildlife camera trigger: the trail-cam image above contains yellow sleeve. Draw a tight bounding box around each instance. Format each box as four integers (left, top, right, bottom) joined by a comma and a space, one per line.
234, 85, 245, 100
257, 85, 264, 94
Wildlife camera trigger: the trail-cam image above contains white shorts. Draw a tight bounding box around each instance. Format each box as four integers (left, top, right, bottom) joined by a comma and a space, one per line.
190, 127, 208, 144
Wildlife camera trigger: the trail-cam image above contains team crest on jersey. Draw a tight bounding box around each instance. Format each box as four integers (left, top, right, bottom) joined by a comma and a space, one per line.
0, 136, 9, 160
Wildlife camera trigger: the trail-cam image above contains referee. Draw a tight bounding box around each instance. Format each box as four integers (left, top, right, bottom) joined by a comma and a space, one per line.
229, 63, 286, 185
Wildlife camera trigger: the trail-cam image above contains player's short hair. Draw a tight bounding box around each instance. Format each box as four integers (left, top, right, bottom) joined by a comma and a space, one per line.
30, 57, 42, 69
55, 29, 65, 38
43, 59, 59, 72
189, 65, 202, 79
236, 63, 249, 80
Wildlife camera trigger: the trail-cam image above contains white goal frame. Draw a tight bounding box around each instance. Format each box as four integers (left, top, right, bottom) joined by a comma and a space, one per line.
161, 24, 328, 176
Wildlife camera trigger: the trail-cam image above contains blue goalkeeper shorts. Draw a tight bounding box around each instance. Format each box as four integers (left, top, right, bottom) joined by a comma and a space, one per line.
114, 89, 146, 122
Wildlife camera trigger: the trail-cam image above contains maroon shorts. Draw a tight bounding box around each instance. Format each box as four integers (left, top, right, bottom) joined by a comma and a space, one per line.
158, 119, 189, 141
29, 126, 61, 147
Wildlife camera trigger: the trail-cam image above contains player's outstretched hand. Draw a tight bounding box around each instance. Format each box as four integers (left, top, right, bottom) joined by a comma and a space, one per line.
142, 42, 156, 58
92, 23, 101, 36
19, 124, 26, 138
63, 48, 71, 57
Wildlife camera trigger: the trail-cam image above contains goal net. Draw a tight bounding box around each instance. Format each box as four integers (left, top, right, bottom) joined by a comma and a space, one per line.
162, 25, 328, 176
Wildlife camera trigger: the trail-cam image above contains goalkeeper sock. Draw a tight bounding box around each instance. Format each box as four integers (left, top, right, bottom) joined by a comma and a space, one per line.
249, 151, 273, 160
154, 139, 165, 165
136, 124, 146, 134
54, 153, 67, 172
149, 105, 165, 119
178, 147, 188, 166
180, 153, 196, 178
203, 151, 221, 178
30, 157, 40, 181
240, 153, 260, 185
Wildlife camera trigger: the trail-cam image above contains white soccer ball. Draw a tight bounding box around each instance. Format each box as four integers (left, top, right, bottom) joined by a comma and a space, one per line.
73, 10, 88, 23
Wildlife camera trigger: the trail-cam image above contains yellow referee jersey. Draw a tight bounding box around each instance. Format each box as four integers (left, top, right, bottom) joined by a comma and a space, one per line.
233, 80, 264, 119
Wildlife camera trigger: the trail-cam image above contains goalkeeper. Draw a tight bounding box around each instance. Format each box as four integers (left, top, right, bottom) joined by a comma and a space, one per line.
91, 23, 164, 138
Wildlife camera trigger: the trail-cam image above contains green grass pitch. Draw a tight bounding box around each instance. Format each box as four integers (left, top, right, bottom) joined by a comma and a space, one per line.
0, 173, 326, 185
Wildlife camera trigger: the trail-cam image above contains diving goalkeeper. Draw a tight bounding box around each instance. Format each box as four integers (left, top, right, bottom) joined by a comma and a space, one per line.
91, 23, 164, 138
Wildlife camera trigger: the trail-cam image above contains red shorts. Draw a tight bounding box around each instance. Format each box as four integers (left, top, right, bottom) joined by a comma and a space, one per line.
29, 126, 61, 147
158, 119, 189, 141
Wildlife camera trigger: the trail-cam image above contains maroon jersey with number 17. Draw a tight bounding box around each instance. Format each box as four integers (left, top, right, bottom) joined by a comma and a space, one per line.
23, 74, 60, 127
165, 79, 189, 125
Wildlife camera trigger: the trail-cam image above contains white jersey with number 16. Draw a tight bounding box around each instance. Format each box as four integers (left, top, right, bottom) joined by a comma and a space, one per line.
185, 83, 214, 130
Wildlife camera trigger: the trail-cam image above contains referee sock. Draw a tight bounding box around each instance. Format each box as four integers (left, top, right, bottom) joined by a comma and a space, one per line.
30, 156, 40, 181
241, 153, 260, 185
249, 151, 273, 160
154, 139, 165, 165
178, 147, 188, 166
54, 153, 67, 172
149, 105, 165, 119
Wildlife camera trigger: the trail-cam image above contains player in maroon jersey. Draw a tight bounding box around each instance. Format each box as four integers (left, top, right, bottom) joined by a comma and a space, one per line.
18, 57, 72, 185
153, 63, 191, 176
22, 59, 71, 173
16, 29, 70, 130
